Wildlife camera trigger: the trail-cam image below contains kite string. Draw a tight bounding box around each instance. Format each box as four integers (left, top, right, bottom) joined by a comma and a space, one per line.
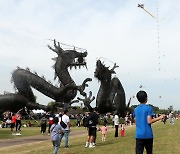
156, 0, 161, 71
98, 57, 117, 65
46, 38, 87, 51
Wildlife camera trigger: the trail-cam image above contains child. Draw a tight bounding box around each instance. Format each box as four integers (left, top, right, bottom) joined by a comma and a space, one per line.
101, 123, 107, 141
133, 90, 165, 154
120, 123, 125, 137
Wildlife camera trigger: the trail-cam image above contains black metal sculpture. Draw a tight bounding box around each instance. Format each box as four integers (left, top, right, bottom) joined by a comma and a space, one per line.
77, 91, 95, 110
0, 40, 91, 112
94, 60, 126, 117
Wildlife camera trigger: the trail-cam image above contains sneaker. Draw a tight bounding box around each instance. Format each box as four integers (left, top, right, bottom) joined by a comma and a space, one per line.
89, 143, 95, 148
65, 146, 69, 149
85, 142, 89, 148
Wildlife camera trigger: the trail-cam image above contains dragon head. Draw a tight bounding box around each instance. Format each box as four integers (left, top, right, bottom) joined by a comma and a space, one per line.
48, 39, 87, 80
64, 49, 87, 68
94, 60, 118, 82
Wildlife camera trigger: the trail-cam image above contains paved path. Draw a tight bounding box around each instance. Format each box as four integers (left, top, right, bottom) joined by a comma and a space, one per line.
0, 129, 88, 148
0, 126, 118, 149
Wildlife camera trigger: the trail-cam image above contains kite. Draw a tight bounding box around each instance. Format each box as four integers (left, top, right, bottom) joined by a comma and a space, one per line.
138, 4, 155, 18
139, 84, 143, 88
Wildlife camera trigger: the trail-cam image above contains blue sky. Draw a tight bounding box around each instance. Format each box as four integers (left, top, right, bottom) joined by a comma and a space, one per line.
0, 0, 180, 110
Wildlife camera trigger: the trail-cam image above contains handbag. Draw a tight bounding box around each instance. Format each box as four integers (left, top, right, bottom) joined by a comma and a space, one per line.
60, 117, 67, 129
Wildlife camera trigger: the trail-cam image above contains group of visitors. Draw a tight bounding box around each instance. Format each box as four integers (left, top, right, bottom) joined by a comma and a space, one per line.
1, 90, 179, 154
1, 111, 12, 128
40, 113, 56, 135
11, 109, 23, 135
49, 109, 70, 154
124, 113, 133, 126
77, 90, 170, 154
0, 109, 23, 135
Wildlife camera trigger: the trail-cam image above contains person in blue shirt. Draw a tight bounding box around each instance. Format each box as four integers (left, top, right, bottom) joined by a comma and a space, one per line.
133, 91, 165, 154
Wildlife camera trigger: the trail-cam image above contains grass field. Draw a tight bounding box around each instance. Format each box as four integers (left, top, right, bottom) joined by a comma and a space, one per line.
0, 126, 85, 139
0, 119, 179, 154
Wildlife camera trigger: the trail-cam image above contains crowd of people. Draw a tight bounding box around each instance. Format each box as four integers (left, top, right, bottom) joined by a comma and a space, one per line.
0, 108, 23, 135
0, 90, 179, 154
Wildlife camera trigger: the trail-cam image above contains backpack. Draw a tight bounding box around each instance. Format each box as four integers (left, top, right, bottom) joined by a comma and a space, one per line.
83, 116, 89, 127
83, 115, 93, 127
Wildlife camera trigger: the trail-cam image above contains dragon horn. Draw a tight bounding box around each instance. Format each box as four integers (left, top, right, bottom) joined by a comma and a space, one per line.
85, 64, 88, 70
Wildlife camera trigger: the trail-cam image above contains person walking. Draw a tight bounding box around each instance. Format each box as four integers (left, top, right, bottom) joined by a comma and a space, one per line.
85, 107, 99, 148
48, 114, 54, 135
163, 115, 167, 124
114, 113, 119, 138
76, 113, 81, 127
169, 111, 174, 125
50, 117, 62, 154
133, 90, 165, 154
15, 108, 23, 135
59, 109, 70, 148
40, 115, 47, 134
125, 115, 129, 125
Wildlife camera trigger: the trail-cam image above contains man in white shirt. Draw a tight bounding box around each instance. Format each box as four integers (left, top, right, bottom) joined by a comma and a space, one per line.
114, 114, 119, 138
59, 109, 70, 148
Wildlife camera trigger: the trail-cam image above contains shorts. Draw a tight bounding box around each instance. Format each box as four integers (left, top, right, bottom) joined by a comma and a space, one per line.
88, 127, 96, 136
11, 123, 15, 128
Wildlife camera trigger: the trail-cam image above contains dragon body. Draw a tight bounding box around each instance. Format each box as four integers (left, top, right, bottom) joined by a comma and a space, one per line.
94, 60, 126, 116
0, 40, 91, 112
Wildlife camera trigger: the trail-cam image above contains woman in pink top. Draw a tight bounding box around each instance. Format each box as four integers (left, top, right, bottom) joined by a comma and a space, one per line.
101, 123, 107, 141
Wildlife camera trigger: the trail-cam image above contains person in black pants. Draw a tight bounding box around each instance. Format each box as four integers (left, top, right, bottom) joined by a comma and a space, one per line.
133, 91, 165, 154
85, 107, 99, 148
15, 108, 23, 134
114, 114, 119, 138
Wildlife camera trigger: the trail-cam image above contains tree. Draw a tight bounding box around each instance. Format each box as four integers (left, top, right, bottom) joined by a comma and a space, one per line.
148, 104, 159, 113
168, 106, 173, 113
46, 101, 59, 112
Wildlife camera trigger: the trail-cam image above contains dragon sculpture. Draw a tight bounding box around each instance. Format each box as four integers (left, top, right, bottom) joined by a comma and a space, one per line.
0, 40, 91, 113
77, 91, 95, 111
94, 59, 127, 117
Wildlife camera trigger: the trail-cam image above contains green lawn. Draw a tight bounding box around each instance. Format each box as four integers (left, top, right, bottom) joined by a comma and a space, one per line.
0, 119, 179, 154
0, 126, 85, 139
